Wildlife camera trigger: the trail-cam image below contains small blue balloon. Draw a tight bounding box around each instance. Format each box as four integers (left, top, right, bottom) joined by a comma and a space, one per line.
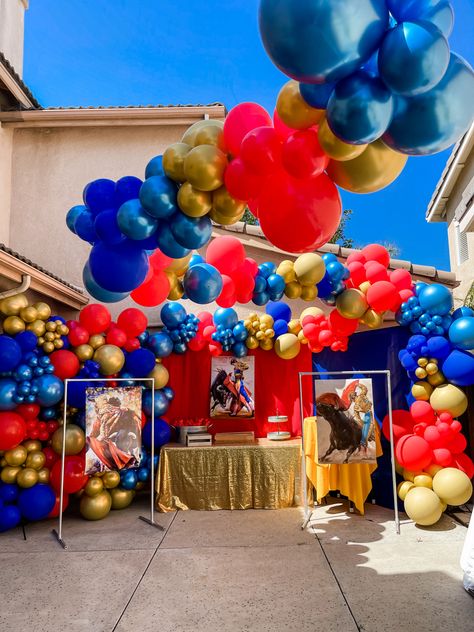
183, 263, 223, 305
258, 262, 276, 279
117, 199, 158, 241
83, 178, 116, 215
426, 336, 452, 360
94, 209, 124, 245
274, 319, 289, 337
214, 308, 238, 330
161, 303, 187, 329
0, 505, 21, 532
442, 349, 474, 387
266, 274, 286, 295
120, 469, 138, 490
137, 467, 149, 483
143, 390, 169, 418
299, 81, 335, 109
139, 175, 178, 219
145, 155, 165, 179
124, 348, 156, 377
233, 322, 248, 342
18, 484, 56, 521
254, 275, 267, 294
142, 417, 171, 450
83, 262, 129, 303
252, 291, 270, 306
0, 336, 22, 372
173, 341, 187, 354
266, 301, 291, 323
66, 205, 86, 234
89, 240, 149, 293
156, 223, 191, 258
448, 317, 474, 351
170, 211, 212, 249
317, 275, 334, 299
162, 386, 174, 401
34, 374, 64, 407
0, 483, 19, 504
418, 284, 453, 316
115, 176, 143, 208
232, 341, 247, 358
74, 209, 97, 242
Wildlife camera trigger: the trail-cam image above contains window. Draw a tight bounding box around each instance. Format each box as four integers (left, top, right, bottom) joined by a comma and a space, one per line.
455, 222, 469, 265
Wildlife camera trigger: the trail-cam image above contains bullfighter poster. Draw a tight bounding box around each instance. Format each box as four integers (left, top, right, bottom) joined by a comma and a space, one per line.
314, 378, 376, 464
85, 386, 142, 475
210, 357, 255, 418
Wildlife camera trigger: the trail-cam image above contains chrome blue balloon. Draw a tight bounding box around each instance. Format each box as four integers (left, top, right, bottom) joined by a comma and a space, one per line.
143, 390, 169, 418
453, 306, 474, 320
0, 336, 21, 372
117, 199, 158, 241
145, 155, 165, 179
156, 223, 191, 259
34, 374, 64, 407
142, 417, 171, 449
170, 211, 212, 250
94, 209, 124, 245
448, 317, 474, 350
147, 332, 173, 358
258, 262, 276, 279
162, 386, 175, 401
161, 303, 187, 329
267, 274, 286, 296
418, 283, 453, 315
83, 178, 116, 215
82, 262, 129, 303
383, 53, 474, 156
233, 322, 248, 342
253, 291, 270, 306
0, 379, 17, 410
89, 240, 149, 293
442, 349, 474, 386
299, 81, 335, 109
254, 275, 267, 293
327, 71, 393, 144
378, 21, 449, 96
120, 469, 138, 490
74, 209, 97, 243
259, 0, 389, 83
214, 308, 238, 330
189, 253, 204, 267
115, 176, 143, 208
139, 175, 178, 219
387, 0, 454, 38
232, 341, 247, 358
173, 341, 187, 354
183, 263, 223, 304
66, 205, 86, 234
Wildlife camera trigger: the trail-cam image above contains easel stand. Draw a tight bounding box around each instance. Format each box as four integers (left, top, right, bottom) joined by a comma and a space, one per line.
298, 370, 400, 535
52, 377, 163, 550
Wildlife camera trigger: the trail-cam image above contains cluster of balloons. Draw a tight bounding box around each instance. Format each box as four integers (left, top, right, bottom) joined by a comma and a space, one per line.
211, 309, 248, 357
276, 253, 327, 302
160, 303, 200, 354
396, 283, 453, 334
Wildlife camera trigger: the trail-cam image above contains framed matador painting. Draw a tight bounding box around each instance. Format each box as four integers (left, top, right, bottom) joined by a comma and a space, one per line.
85, 386, 143, 475
210, 356, 255, 418
314, 378, 377, 464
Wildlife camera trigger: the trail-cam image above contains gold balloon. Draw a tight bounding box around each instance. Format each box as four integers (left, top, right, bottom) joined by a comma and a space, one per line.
274, 333, 301, 360
75, 344, 94, 362
37, 467, 50, 483
25, 450, 46, 470
37, 336, 45, 346
300, 307, 324, 321
294, 253, 326, 286
23, 439, 42, 453
20, 306, 38, 323
162, 142, 191, 182
182, 119, 222, 147
418, 357, 428, 367
288, 319, 302, 335
212, 186, 246, 217
80, 490, 112, 520
397, 481, 414, 501
148, 363, 169, 389
0, 293, 28, 316
165, 253, 192, 276
102, 470, 121, 489
27, 319, 46, 337
276, 260, 296, 284
168, 283, 185, 301
89, 334, 106, 350
2, 316, 26, 335
430, 383, 468, 417
427, 371, 445, 387
84, 477, 104, 497
34, 301, 52, 320
318, 117, 367, 161
94, 344, 125, 376
17, 467, 39, 488
177, 182, 212, 217
404, 487, 443, 526
300, 285, 318, 302
43, 341, 55, 354
359, 281, 371, 294
184, 145, 228, 192
51, 424, 85, 456
415, 367, 428, 380
413, 474, 433, 489
425, 464, 443, 478
246, 335, 259, 350
432, 467, 473, 506
58, 324, 69, 336
403, 469, 423, 482
276, 80, 323, 130
411, 381, 433, 401
44, 332, 55, 342
209, 207, 245, 225
327, 140, 408, 194
285, 281, 302, 299
298, 330, 308, 344
54, 338, 64, 350
1, 466, 21, 484
194, 122, 225, 149
259, 338, 274, 351
45, 321, 56, 332
5, 446, 27, 466
425, 362, 438, 376
110, 487, 135, 510
336, 289, 368, 319
360, 308, 383, 329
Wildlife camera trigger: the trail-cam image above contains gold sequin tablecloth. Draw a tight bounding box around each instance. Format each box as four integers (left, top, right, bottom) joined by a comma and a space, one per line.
156, 439, 302, 512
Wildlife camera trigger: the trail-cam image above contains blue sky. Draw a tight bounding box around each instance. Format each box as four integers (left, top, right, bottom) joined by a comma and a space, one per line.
24, 0, 474, 270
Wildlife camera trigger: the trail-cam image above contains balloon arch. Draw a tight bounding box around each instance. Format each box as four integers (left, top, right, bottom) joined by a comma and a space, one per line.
1, 0, 474, 531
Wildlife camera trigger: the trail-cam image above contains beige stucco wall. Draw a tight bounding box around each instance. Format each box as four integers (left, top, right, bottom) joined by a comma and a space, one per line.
0, 124, 13, 244
0, 0, 26, 74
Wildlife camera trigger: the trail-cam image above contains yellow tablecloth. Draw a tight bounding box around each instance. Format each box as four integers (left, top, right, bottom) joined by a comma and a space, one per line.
303, 417, 382, 514
156, 439, 302, 512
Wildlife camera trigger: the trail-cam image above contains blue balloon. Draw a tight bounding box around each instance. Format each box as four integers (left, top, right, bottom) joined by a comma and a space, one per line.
0, 505, 21, 532
252, 290, 270, 306
442, 349, 474, 387
183, 263, 223, 304
453, 306, 474, 320
83, 178, 116, 215
161, 302, 187, 329
142, 417, 171, 450
258, 262, 276, 279
426, 336, 452, 360
120, 469, 138, 490
383, 53, 474, 156
145, 155, 165, 179
18, 484, 56, 521
125, 348, 156, 377
148, 332, 173, 358
232, 341, 247, 358
66, 205, 86, 234
139, 175, 178, 219
327, 71, 393, 144
14, 331, 38, 353
0, 336, 21, 372
299, 81, 335, 109
189, 254, 204, 267
0, 483, 19, 504
82, 262, 129, 303
143, 389, 169, 418
156, 223, 191, 258
173, 341, 187, 354
170, 211, 212, 249
137, 467, 150, 483
233, 322, 248, 342
89, 240, 149, 293
162, 386, 175, 401
67, 380, 91, 408
274, 319, 289, 337
448, 317, 474, 351
94, 209, 124, 245
378, 21, 449, 96
74, 209, 97, 242
316, 274, 334, 299
266, 274, 286, 296
418, 284, 453, 316
115, 176, 143, 208
117, 199, 158, 241
35, 374, 64, 407
254, 275, 267, 293
259, 0, 389, 83
214, 308, 238, 330
387, 0, 454, 38
266, 301, 291, 323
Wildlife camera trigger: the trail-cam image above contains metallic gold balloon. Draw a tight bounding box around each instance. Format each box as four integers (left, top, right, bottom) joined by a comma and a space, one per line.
135, 481, 146, 491
163, 142, 191, 182
75, 344, 94, 362
285, 281, 302, 299
58, 324, 69, 336
294, 253, 326, 286
38, 336, 45, 346
43, 341, 55, 353
413, 474, 433, 489
194, 122, 225, 150
397, 480, 414, 501
336, 289, 369, 319
411, 381, 433, 401
246, 335, 259, 350
165, 253, 193, 276
45, 321, 56, 332
277, 80, 323, 129
177, 182, 212, 217
288, 319, 302, 335
2, 315, 26, 335
93, 344, 125, 376
102, 470, 121, 489
44, 332, 55, 342
34, 301, 52, 320
54, 338, 64, 349
425, 362, 438, 376
37, 467, 50, 483
168, 283, 185, 301
430, 384, 468, 418
110, 487, 135, 510
209, 207, 245, 225
276, 260, 296, 284
300, 307, 324, 321
89, 334, 106, 350
212, 186, 246, 217
182, 119, 223, 147
274, 333, 301, 360
80, 490, 112, 520
433, 467, 473, 506
1, 465, 21, 484
25, 450, 46, 470
51, 424, 85, 456
148, 363, 169, 389
183, 145, 228, 192
300, 286, 318, 302
318, 117, 367, 161
259, 338, 274, 351
427, 370, 445, 387
164, 270, 179, 291
0, 293, 28, 316
84, 477, 104, 497
19, 306, 38, 323
26, 319, 46, 337
4, 446, 28, 467
23, 440, 42, 453
360, 308, 383, 329
417, 357, 428, 367
17, 467, 39, 488
415, 367, 428, 379
298, 330, 308, 344
327, 140, 408, 194
359, 281, 371, 294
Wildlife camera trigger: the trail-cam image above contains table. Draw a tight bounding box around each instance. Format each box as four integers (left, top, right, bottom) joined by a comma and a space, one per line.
156, 439, 302, 512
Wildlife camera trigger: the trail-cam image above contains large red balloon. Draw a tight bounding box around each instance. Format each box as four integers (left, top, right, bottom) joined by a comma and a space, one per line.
361, 244, 390, 267
224, 158, 262, 201
15, 403, 40, 420
329, 310, 358, 336
223, 103, 272, 157
48, 491, 70, 518
0, 412, 27, 450
50, 456, 88, 494
347, 261, 367, 288
106, 327, 127, 347
365, 261, 389, 283
258, 171, 342, 253
149, 249, 172, 271
79, 303, 111, 335
68, 325, 89, 347
131, 270, 170, 307
452, 452, 474, 479
241, 126, 282, 176
206, 236, 246, 276
50, 350, 80, 381
216, 275, 237, 308
282, 129, 328, 179
273, 109, 294, 140
117, 308, 148, 337
396, 434, 433, 471
366, 281, 399, 312
390, 268, 413, 291
382, 409, 414, 442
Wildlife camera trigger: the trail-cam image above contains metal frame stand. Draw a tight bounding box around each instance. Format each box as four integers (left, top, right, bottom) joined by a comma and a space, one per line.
52, 377, 163, 550
299, 370, 400, 535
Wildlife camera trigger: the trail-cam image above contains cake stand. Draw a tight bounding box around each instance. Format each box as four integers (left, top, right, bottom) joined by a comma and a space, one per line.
267, 415, 291, 440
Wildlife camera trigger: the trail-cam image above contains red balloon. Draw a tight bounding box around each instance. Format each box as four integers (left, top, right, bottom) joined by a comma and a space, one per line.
410, 401, 436, 425
382, 409, 414, 442
302, 323, 320, 341
236, 289, 254, 304
396, 434, 433, 470
233, 270, 255, 295
361, 244, 390, 267
258, 171, 342, 253
452, 452, 474, 479
432, 447, 453, 467
366, 281, 399, 312
50, 350, 80, 381
446, 433, 467, 454
346, 251, 366, 265
390, 268, 412, 291
203, 325, 216, 342
124, 338, 140, 352
438, 412, 453, 424
188, 336, 206, 352
117, 308, 148, 337
319, 329, 334, 346
197, 312, 214, 328
206, 236, 246, 276
0, 412, 27, 450
106, 327, 127, 347
68, 325, 89, 347
131, 269, 171, 307
247, 197, 259, 218
149, 249, 172, 271
209, 343, 223, 357
273, 109, 294, 140
242, 257, 259, 278
224, 158, 262, 201
423, 425, 444, 449
15, 403, 40, 420
223, 102, 272, 157
241, 126, 282, 176
399, 289, 414, 302
46, 420, 59, 435
365, 261, 389, 283
48, 491, 70, 519
347, 261, 367, 288
217, 275, 237, 308
50, 456, 88, 494
329, 310, 359, 336
282, 129, 328, 179
79, 303, 111, 335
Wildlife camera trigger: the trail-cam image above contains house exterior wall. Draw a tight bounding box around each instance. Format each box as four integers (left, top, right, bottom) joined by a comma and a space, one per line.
0, 0, 27, 74
0, 124, 13, 244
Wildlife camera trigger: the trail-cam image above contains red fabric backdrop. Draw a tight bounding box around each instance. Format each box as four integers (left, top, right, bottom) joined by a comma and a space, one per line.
162, 347, 313, 438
